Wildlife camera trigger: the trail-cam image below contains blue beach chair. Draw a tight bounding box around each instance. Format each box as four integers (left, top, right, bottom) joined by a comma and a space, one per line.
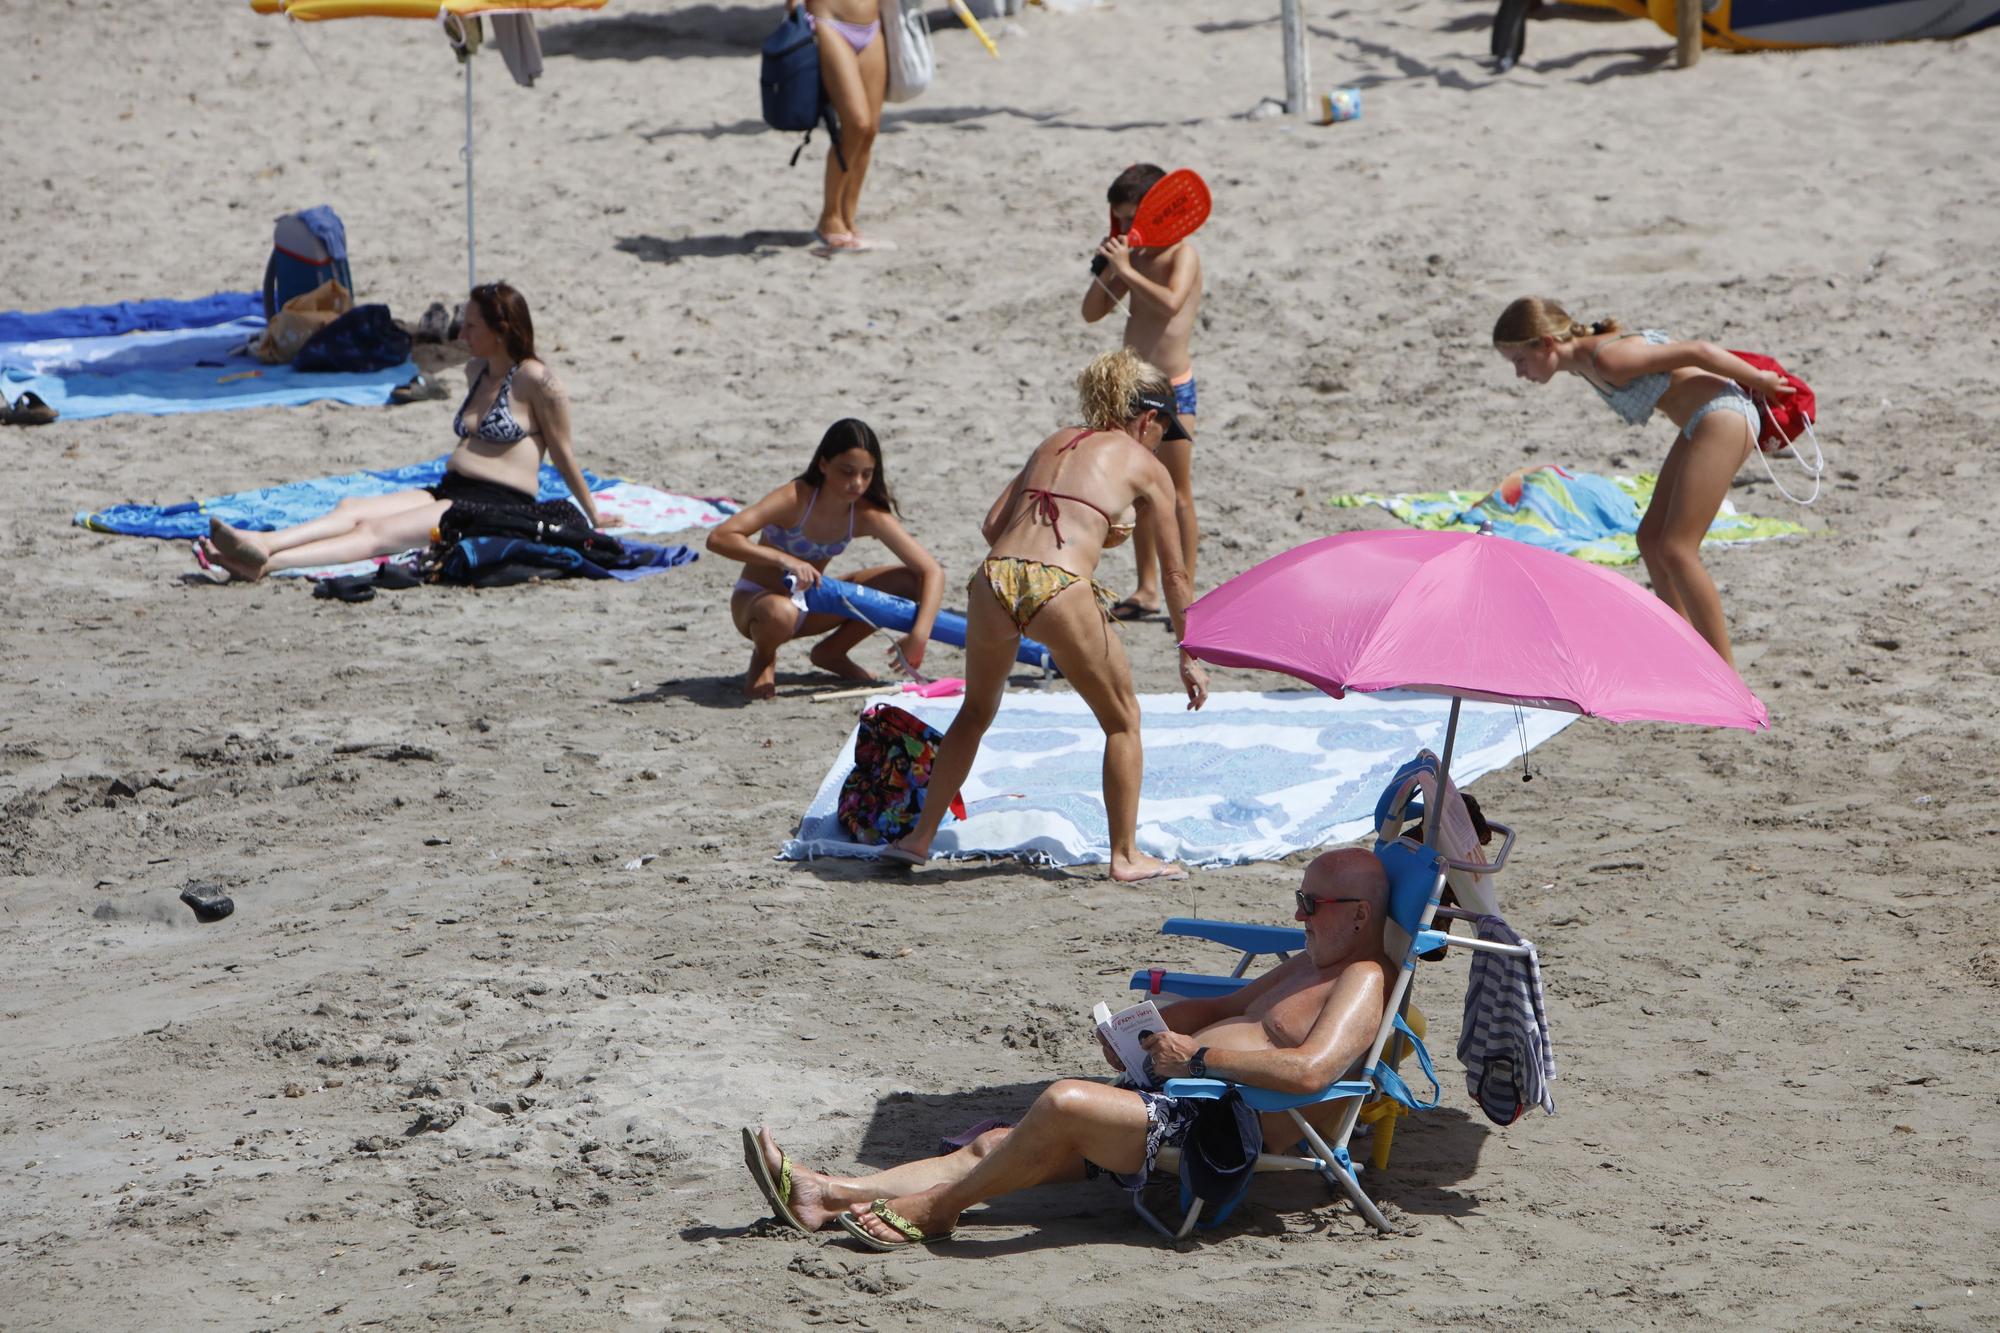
1124, 754, 1533, 1239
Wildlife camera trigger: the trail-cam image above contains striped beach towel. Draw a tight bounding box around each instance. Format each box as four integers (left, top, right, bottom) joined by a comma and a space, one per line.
1457, 914, 1556, 1124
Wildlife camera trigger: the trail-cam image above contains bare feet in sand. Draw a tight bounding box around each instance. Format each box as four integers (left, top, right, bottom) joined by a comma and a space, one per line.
743, 651, 778, 701
844, 1184, 959, 1246
205, 520, 270, 583
883, 834, 928, 866
809, 642, 878, 684
752, 1128, 841, 1232
1109, 851, 1188, 883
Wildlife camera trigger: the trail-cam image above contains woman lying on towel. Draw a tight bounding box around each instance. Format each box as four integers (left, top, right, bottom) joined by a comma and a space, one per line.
886, 349, 1209, 883
707, 419, 944, 700
195, 282, 601, 582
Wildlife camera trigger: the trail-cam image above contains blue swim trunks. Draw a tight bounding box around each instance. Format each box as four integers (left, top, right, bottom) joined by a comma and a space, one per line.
1172, 370, 1198, 419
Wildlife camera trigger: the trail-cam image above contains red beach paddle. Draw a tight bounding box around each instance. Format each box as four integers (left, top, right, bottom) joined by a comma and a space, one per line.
1125, 169, 1212, 248
1091, 169, 1213, 312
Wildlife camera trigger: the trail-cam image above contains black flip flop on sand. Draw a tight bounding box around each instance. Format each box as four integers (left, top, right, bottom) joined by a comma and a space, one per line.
1109, 598, 1162, 622
1, 391, 59, 426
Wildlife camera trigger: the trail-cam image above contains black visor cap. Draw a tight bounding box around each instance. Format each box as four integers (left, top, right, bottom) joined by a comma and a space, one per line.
1132, 392, 1191, 442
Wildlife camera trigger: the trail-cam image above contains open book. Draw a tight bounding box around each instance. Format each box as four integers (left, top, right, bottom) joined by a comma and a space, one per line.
1093, 998, 1167, 1089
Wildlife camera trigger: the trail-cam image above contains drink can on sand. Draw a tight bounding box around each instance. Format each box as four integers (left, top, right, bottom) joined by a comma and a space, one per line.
1320, 88, 1361, 123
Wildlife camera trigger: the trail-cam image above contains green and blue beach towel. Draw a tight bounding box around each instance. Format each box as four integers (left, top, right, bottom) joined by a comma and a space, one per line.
1330, 465, 1804, 565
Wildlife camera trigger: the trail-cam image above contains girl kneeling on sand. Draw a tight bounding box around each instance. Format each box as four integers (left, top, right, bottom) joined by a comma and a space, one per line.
1493, 297, 1794, 667
886, 349, 1210, 883
197, 283, 600, 582
708, 419, 944, 700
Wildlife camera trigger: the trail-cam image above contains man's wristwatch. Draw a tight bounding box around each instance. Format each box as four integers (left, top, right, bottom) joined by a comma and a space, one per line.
1188, 1047, 1210, 1079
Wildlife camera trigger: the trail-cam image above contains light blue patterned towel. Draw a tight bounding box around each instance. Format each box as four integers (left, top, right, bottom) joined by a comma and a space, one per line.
782, 689, 1576, 868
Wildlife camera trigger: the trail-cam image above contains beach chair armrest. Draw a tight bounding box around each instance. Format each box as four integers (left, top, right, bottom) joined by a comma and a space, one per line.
1160, 918, 1306, 957
1162, 1077, 1375, 1112
1128, 969, 1252, 999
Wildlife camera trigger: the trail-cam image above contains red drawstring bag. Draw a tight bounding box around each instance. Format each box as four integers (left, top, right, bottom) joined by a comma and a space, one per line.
1728, 350, 1816, 453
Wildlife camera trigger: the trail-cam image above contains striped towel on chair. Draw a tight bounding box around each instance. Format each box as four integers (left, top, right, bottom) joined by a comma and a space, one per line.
1457, 915, 1556, 1124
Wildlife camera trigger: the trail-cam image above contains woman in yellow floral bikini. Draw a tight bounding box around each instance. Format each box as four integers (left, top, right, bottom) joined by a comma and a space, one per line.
885, 350, 1209, 884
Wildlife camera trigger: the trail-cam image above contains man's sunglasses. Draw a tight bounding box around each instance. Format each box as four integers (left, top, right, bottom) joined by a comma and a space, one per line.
1295, 891, 1367, 917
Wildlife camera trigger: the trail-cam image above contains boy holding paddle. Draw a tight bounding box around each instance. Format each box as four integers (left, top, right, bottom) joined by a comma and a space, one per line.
1082, 163, 1206, 621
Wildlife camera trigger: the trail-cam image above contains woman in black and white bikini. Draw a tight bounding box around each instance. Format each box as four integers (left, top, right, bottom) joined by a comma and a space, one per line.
197, 283, 599, 582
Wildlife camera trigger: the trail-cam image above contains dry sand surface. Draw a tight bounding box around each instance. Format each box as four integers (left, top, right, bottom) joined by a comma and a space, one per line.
3, 0, 1998, 1327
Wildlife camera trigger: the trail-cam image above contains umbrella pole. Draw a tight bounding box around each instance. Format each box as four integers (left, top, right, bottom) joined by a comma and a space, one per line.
465, 55, 476, 290
1427, 696, 1462, 849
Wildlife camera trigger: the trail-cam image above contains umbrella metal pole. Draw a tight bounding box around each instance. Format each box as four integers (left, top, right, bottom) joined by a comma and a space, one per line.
465, 56, 476, 289
1427, 696, 1462, 848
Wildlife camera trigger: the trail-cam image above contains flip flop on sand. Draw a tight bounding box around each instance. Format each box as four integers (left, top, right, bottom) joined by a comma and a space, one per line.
1, 391, 59, 426
1109, 598, 1161, 622
846, 235, 898, 252
810, 229, 859, 258
837, 1200, 954, 1252
879, 845, 927, 867
740, 1126, 813, 1233
389, 373, 448, 405
190, 542, 230, 584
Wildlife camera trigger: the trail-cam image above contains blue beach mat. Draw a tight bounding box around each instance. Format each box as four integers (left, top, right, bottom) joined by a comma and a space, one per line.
0, 292, 264, 343
783, 689, 1576, 868
2, 316, 412, 420
76, 455, 609, 540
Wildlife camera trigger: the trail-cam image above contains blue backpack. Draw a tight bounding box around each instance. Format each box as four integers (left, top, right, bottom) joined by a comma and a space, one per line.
760, 10, 846, 169
263, 207, 354, 315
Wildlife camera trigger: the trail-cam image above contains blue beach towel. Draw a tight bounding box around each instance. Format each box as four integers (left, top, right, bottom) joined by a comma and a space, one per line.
0, 291, 262, 343
2, 316, 412, 420
75, 455, 607, 540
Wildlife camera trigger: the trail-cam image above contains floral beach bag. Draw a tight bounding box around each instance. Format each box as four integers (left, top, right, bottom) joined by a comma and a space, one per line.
836, 704, 965, 844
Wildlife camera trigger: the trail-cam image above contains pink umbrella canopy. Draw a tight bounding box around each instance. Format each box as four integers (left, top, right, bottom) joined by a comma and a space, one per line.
1182, 529, 1768, 731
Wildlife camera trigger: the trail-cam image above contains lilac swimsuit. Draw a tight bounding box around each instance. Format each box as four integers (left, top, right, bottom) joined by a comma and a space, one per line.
805, 9, 881, 52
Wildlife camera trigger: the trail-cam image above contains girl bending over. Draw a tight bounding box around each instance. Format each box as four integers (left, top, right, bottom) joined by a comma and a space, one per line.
887, 349, 1209, 883
1493, 296, 1793, 667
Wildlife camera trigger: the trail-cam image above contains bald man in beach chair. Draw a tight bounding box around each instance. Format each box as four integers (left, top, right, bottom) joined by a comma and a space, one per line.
741, 849, 1393, 1250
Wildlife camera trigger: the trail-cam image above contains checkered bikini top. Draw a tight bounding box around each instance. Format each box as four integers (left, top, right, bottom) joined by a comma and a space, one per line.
1587, 329, 1674, 427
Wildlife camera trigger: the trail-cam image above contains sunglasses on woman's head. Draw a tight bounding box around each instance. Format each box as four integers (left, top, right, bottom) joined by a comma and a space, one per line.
1295, 891, 1366, 917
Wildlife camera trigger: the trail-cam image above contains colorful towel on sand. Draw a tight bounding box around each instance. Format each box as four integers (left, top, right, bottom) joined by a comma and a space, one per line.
782, 690, 1576, 868
1, 315, 412, 419
76, 456, 738, 580
1329, 465, 1804, 565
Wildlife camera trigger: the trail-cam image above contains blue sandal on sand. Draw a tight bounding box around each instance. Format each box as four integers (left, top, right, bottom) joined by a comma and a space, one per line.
740, 1126, 812, 1232
837, 1199, 955, 1251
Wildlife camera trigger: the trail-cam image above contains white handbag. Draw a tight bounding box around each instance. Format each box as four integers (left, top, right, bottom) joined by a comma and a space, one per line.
882, 0, 934, 103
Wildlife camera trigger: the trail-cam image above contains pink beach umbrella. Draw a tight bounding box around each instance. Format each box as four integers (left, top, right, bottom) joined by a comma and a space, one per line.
1182, 529, 1767, 821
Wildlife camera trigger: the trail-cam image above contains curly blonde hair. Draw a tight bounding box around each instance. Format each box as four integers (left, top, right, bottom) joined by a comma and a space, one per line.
1492, 296, 1621, 348
1075, 348, 1175, 431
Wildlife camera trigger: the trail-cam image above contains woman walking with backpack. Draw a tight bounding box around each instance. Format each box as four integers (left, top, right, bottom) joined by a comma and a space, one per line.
790, 0, 891, 254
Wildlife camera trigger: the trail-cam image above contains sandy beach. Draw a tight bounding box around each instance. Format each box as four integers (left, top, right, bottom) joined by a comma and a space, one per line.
3, 0, 1998, 1327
